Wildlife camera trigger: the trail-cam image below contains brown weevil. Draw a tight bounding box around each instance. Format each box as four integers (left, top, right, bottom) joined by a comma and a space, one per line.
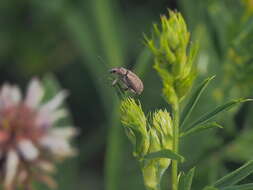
109, 67, 144, 95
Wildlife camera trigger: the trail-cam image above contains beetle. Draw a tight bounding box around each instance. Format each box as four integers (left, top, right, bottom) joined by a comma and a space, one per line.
109, 67, 144, 95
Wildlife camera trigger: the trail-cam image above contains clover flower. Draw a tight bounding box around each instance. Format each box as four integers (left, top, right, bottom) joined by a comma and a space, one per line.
0, 78, 77, 190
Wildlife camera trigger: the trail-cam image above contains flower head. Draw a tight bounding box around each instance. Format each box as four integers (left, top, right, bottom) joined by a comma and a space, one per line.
145, 10, 198, 106
120, 98, 149, 158
0, 78, 77, 190
120, 98, 173, 190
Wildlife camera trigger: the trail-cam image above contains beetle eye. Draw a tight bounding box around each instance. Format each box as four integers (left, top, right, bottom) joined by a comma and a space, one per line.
109, 69, 116, 73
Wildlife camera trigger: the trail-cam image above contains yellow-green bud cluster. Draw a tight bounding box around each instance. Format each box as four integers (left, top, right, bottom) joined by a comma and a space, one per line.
145, 10, 198, 106
120, 98, 173, 190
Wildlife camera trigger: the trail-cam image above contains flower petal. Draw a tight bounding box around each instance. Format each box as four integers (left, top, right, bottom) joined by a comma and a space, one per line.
25, 78, 44, 108
4, 150, 19, 188
1, 84, 11, 97
37, 160, 56, 173
39, 91, 68, 113
18, 140, 39, 161
50, 127, 78, 140
39, 135, 76, 158
0, 131, 10, 144
52, 109, 68, 122
10, 86, 22, 105
35, 109, 69, 130
0, 84, 21, 108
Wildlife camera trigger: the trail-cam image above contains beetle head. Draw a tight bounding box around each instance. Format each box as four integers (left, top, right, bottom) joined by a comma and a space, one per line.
109, 67, 127, 75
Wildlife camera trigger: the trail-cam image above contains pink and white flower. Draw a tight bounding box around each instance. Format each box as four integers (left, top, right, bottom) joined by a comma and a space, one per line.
0, 78, 77, 190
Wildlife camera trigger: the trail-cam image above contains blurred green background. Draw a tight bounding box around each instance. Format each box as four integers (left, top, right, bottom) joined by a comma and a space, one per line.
1, 0, 253, 190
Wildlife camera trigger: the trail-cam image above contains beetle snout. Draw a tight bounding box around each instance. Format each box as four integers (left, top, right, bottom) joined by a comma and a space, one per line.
109, 68, 117, 73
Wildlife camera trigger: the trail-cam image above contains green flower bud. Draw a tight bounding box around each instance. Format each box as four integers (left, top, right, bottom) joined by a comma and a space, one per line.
148, 128, 162, 152
120, 99, 173, 190
141, 110, 173, 190
120, 98, 149, 158
152, 110, 173, 150
142, 160, 161, 190
145, 10, 198, 106
142, 157, 170, 190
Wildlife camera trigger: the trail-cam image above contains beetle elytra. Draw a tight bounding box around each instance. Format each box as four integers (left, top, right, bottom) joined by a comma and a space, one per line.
109, 67, 144, 95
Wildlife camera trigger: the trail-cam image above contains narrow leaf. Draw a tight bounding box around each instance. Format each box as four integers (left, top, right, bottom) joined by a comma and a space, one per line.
180, 76, 215, 128
179, 168, 196, 190
185, 99, 252, 131
221, 183, 253, 190
213, 160, 253, 188
180, 122, 223, 138
144, 149, 185, 162
179, 172, 186, 190
203, 186, 219, 190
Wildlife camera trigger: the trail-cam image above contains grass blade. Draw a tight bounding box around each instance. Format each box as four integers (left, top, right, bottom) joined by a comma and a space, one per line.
179, 172, 186, 190
144, 149, 185, 162
213, 160, 253, 188
179, 168, 196, 190
180, 76, 215, 129
221, 183, 253, 190
203, 187, 219, 190
180, 122, 223, 138
185, 99, 252, 131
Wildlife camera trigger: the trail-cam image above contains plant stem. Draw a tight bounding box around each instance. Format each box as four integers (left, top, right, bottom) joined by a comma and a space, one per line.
147, 187, 160, 190
172, 103, 180, 190
146, 184, 161, 190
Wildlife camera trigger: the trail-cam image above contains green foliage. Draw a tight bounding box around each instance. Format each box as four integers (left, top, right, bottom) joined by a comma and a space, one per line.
202, 160, 253, 190
179, 168, 195, 190
183, 99, 252, 131
220, 183, 253, 190
120, 98, 175, 190
180, 122, 223, 138
3, 0, 253, 190
144, 149, 184, 162
213, 160, 253, 188
203, 187, 219, 190
180, 76, 215, 128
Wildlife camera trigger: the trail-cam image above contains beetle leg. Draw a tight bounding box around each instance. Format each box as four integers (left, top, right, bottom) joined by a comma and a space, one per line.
129, 88, 137, 94
112, 78, 118, 86
123, 71, 129, 84
123, 87, 129, 91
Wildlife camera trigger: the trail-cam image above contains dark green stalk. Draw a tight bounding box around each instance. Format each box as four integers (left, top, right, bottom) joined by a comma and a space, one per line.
172, 103, 180, 190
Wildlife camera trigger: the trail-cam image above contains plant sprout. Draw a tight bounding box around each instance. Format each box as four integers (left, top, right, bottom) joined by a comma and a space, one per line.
117, 10, 253, 190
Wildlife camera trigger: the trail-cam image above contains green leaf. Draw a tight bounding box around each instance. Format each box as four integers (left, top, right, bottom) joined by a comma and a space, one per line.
213, 160, 253, 188
179, 168, 195, 190
179, 172, 186, 190
221, 183, 253, 190
180, 76, 215, 129
185, 99, 252, 131
144, 149, 185, 162
42, 74, 61, 100
180, 122, 223, 138
203, 186, 219, 190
